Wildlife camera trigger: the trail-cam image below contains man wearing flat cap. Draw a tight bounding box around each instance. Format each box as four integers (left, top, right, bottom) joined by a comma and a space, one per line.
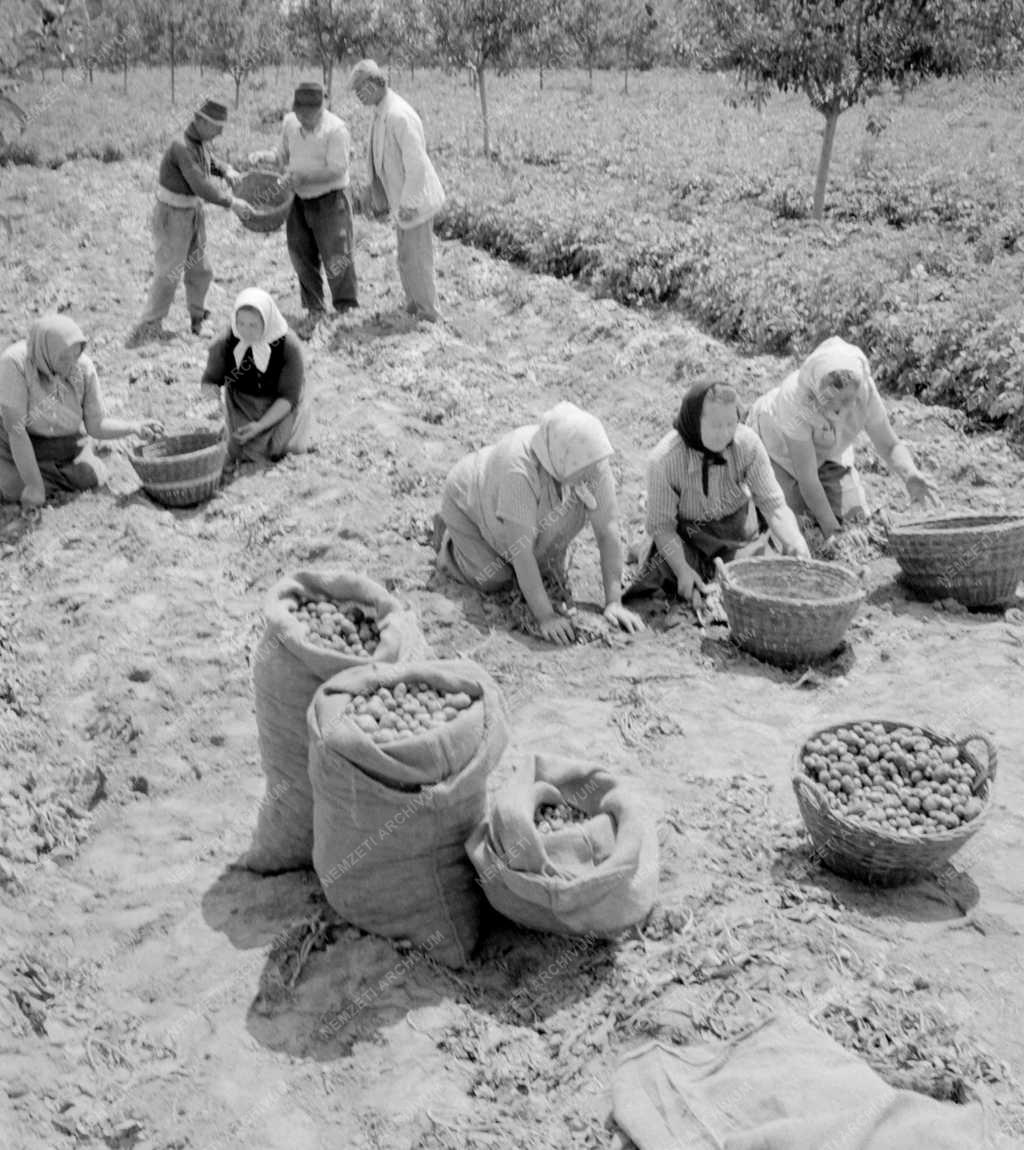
351, 60, 445, 323
128, 100, 251, 347
252, 81, 358, 337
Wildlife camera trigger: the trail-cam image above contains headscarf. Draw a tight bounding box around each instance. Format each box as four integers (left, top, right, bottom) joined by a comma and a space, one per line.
530, 401, 614, 510
24, 314, 86, 389
673, 380, 732, 497
231, 288, 290, 373
797, 336, 872, 412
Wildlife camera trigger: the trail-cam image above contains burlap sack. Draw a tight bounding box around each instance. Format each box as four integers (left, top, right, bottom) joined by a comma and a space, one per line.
245, 569, 427, 874
308, 660, 509, 969
466, 753, 659, 937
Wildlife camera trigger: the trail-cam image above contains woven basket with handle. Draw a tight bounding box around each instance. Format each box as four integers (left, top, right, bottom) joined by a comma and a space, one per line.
128, 429, 227, 508
792, 719, 997, 886
886, 513, 1024, 608
716, 556, 864, 668
234, 170, 293, 233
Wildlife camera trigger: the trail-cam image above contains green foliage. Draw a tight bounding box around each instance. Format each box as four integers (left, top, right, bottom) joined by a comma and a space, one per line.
428, 0, 543, 73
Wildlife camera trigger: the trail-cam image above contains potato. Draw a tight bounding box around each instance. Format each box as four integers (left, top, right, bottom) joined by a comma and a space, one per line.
340, 680, 480, 743
801, 723, 986, 836
534, 801, 590, 831
293, 595, 383, 653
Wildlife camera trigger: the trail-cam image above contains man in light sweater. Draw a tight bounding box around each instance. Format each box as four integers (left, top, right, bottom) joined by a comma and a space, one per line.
350, 60, 445, 323
253, 81, 358, 338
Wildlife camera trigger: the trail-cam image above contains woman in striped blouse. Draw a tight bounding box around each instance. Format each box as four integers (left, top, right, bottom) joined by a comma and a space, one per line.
627, 379, 809, 607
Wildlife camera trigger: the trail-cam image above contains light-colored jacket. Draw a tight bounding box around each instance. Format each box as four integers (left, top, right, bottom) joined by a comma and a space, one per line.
368, 89, 444, 230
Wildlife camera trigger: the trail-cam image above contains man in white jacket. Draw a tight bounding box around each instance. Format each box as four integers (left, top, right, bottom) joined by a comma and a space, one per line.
350, 60, 445, 322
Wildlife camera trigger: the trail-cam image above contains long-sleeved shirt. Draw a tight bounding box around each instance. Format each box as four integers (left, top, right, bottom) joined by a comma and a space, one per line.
645, 425, 786, 535
0, 341, 104, 437
156, 124, 232, 207
368, 89, 445, 229
201, 328, 305, 407
271, 110, 350, 200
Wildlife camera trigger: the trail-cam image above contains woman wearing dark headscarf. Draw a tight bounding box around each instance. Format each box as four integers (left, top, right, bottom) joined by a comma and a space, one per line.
626, 378, 808, 606
200, 288, 311, 464
0, 314, 162, 509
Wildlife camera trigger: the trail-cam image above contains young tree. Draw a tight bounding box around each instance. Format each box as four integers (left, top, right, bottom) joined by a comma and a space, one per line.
428, 0, 543, 156
708, 0, 1023, 220
615, 0, 657, 93
139, 0, 200, 104
203, 0, 278, 108
525, 0, 569, 90
89, 0, 142, 94
286, 0, 379, 101
564, 0, 612, 88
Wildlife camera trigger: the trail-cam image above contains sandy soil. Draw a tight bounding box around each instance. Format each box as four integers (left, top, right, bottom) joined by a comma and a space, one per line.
1, 158, 1024, 1150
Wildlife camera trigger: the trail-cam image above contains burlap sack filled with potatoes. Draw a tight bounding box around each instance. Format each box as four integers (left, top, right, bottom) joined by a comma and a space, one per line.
466, 754, 659, 937
244, 570, 429, 875
308, 660, 509, 969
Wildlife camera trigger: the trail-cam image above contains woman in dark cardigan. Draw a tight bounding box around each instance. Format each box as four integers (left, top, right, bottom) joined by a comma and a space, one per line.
201, 288, 312, 463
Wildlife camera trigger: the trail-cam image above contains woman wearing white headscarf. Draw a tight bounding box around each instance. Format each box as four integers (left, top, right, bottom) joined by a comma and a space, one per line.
435, 401, 644, 645
747, 336, 940, 539
0, 314, 162, 508
201, 288, 312, 463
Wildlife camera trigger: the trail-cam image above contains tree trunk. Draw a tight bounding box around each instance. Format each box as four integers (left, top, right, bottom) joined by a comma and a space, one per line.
478, 63, 490, 157
411, 61, 416, 81
170, 25, 176, 104
813, 105, 841, 221
539, 63, 544, 90
234, 74, 242, 108
623, 65, 629, 94
122, 56, 128, 94
587, 58, 593, 87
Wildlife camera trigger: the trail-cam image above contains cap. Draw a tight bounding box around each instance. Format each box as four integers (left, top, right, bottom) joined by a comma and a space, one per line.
293, 82, 324, 108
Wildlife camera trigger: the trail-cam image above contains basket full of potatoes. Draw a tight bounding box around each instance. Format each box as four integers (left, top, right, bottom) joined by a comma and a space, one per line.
792, 719, 997, 886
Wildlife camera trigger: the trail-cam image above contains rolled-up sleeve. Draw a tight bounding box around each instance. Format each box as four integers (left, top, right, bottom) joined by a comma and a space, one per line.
325, 119, 350, 182
645, 450, 681, 538
0, 351, 28, 424
80, 357, 105, 429
741, 431, 786, 518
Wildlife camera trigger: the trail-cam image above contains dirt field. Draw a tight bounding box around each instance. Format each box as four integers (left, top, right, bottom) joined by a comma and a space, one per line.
2, 155, 1024, 1149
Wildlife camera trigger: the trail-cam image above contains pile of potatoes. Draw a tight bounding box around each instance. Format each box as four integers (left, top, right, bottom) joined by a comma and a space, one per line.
534, 801, 591, 834
801, 722, 986, 836
338, 681, 477, 744
293, 596, 381, 656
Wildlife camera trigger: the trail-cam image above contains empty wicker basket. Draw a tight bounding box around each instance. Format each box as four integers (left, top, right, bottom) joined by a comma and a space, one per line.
793, 719, 997, 886
129, 429, 227, 508
887, 514, 1024, 608
717, 556, 864, 667
234, 170, 293, 233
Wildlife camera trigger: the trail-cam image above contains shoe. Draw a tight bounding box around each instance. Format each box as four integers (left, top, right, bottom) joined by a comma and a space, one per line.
190, 309, 212, 337
296, 311, 326, 340
334, 301, 359, 314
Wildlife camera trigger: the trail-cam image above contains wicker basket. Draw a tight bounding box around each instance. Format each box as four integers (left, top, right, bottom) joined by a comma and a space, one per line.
234, 170, 293, 233
792, 719, 997, 886
128, 429, 228, 508
716, 556, 864, 667
887, 514, 1024, 608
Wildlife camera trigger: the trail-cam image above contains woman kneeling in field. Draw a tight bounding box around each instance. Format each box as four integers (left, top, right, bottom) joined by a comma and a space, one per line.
201, 289, 312, 464
435, 401, 645, 646
625, 378, 809, 608
747, 336, 940, 539
0, 315, 162, 509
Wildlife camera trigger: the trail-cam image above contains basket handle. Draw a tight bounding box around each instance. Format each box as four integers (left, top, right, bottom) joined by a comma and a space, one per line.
957, 733, 998, 793
791, 772, 830, 812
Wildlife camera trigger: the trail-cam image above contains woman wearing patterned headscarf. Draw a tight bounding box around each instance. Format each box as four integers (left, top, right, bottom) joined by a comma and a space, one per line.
434, 401, 644, 645
0, 314, 163, 508
625, 377, 809, 608
747, 336, 940, 538
200, 288, 312, 464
